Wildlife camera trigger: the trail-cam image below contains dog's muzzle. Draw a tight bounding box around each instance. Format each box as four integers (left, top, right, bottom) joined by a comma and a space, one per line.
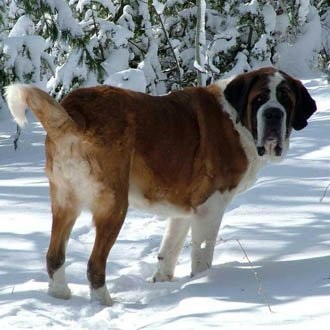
257, 107, 285, 157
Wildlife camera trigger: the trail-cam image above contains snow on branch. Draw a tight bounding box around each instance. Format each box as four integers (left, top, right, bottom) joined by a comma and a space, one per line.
0, 0, 327, 108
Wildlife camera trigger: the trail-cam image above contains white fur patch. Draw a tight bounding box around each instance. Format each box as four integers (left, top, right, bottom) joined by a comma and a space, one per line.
256, 72, 288, 158
153, 216, 191, 282
48, 264, 71, 300
5, 84, 30, 127
51, 134, 107, 209
190, 191, 230, 275
90, 285, 113, 306
128, 183, 192, 218
220, 96, 266, 195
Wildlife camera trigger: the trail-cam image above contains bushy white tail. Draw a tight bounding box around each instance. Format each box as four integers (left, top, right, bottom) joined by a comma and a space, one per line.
5, 84, 31, 127
5, 84, 77, 138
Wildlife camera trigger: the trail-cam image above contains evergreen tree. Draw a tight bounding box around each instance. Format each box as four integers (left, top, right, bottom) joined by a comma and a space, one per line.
0, 0, 327, 112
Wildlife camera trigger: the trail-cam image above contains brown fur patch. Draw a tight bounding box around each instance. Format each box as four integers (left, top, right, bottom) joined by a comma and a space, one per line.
59, 85, 248, 211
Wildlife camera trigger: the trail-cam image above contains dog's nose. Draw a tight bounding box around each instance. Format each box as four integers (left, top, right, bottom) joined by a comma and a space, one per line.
263, 108, 284, 123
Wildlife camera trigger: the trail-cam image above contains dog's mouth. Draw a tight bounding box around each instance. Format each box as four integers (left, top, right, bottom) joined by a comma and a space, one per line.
257, 127, 283, 156
257, 138, 282, 157
255, 106, 286, 158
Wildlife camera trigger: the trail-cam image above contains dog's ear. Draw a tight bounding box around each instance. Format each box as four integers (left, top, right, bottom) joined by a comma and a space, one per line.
224, 73, 257, 123
292, 81, 317, 130
281, 73, 317, 130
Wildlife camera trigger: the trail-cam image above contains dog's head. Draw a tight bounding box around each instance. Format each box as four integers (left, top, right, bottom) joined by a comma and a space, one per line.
224, 67, 316, 160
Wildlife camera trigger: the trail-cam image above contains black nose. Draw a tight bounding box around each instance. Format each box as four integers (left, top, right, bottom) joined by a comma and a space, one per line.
263, 108, 284, 123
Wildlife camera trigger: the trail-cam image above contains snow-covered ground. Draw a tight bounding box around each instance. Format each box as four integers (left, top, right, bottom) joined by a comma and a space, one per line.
0, 78, 330, 329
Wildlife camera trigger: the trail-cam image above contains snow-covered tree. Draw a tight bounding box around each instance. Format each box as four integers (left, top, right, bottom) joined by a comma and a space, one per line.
317, 3, 330, 76
0, 0, 327, 112
274, 0, 322, 77
0, 0, 11, 107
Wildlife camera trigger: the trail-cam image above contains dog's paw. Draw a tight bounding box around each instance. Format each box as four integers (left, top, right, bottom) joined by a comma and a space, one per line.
152, 271, 174, 283
191, 259, 211, 277
90, 285, 113, 306
48, 280, 72, 300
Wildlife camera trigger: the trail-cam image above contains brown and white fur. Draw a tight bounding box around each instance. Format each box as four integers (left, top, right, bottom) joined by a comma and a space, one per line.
5, 67, 316, 305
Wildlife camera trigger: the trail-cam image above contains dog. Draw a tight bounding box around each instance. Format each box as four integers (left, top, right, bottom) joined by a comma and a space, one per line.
5, 67, 316, 305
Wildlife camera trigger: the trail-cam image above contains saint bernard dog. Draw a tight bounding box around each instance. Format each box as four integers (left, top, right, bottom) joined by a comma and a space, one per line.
5, 67, 316, 305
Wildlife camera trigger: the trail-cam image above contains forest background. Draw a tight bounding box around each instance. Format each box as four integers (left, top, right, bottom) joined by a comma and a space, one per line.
0, 0, 329, 111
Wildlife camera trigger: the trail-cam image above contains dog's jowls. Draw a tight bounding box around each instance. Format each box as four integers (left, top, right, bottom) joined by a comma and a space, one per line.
5, 67, 316, 305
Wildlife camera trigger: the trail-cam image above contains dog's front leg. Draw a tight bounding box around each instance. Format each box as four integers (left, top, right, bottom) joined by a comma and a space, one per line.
153, 217, 191, 282
190, 192, 228, 276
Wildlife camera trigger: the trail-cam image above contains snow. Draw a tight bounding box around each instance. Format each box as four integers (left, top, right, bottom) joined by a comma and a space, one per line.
222, 52, 251, 78
251, 34, 272, 66
51, 0, 84, 38
152, 0, 165, 15
297, 0, 310, 25
275, 6, 322, 78
102, 48, 130, 76
8, 15, 35, 37
3, 36, 48, 84
239, 0, 259, 15
275, 11, 290, 37
1, 77, 330, 328
321, 8, 330, 64
262, 4, 276, 34
104, 69, 147, 92
47, 48, 87, 97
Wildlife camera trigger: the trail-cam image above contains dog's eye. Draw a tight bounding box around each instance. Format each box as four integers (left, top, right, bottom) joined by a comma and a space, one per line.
277, 89, 292, 106
254, 92, 268, 106
278, 89, 287, 99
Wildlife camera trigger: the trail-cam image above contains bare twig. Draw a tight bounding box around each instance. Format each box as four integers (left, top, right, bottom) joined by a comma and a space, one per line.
128, 40, 146, 55
192, 237, 273, 313
13, 125, 22, 150
235, 239, 273, 313
320, 183, 330, 203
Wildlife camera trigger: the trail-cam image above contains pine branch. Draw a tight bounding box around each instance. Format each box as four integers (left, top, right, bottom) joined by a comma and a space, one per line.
151, 5, 182, 88
128, 40, 146, 55
90, 7, 105, 62
114, 0, 127, 22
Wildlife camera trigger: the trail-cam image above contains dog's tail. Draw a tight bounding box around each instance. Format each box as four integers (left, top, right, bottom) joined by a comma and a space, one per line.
5, 84, 77, 138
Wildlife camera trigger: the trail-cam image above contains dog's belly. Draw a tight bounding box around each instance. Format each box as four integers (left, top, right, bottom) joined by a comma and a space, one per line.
128, 183, 193, 218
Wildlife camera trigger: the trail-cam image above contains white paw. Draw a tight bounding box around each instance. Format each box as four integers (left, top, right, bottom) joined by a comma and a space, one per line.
90, 285, 113, 306
48, 265, 71, 300
48, 280, 72, 300
191, 259, 211, 277
152, 270, 174, 282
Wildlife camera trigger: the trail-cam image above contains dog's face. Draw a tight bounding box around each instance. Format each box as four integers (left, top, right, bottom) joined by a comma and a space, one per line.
224, 67, 317, 160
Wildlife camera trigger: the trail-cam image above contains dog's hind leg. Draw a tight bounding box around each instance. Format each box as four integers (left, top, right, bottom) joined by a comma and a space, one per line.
46, 183, 80, 300
87, 186, 129, 306
152, 217, 191, 282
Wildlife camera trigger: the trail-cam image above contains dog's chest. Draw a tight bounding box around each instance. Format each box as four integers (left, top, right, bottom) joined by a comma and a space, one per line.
231, 122, 265, 195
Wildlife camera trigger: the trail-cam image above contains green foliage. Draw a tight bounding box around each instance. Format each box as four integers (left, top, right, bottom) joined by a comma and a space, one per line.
0, 0, 327, 109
